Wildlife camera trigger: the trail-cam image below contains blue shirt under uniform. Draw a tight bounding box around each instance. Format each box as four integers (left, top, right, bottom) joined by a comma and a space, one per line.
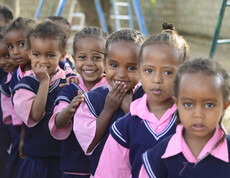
142, 135, 230, 178
54, 82, 90, 175
83, 85, 145, 175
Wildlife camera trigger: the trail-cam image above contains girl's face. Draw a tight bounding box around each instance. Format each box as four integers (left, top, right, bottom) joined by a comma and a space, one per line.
0, 40, 17, 72
73, 37, 105, 88
139, 44, 181, 108
105, 41, 139, 90
28, 37, 65, 76
174, 73, 229, 141
5, 29, 30, 65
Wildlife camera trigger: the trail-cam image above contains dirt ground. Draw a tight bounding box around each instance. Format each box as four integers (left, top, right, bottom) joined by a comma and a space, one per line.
185, 35, 230, 133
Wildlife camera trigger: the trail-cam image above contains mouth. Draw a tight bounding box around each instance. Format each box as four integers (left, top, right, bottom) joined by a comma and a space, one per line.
14, 57, 23, 64
150, 88, 163, 95
112, 80, 129, 86
192, 124, 205, 131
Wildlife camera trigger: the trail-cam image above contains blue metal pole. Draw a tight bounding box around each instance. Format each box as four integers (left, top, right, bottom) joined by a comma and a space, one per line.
128, 0, 134, 29
209, 0, 227, 58
55, 0, 66, 16
132, 0, 148, 37
94, 0, 108, 33
35, 0, 45, 20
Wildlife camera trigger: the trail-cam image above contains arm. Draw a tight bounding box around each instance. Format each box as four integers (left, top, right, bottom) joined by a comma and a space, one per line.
29, 62, 50, 122
1, 93, 12, 124
55, 90, 83, 128
94, 134, 132, 178
87, 82, 127, 153
120, 89, 133, 114
18, 125, 26, 159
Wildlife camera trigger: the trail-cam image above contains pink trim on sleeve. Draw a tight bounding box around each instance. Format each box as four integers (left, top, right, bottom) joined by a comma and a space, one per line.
94, 134, 131, 178
49, 101, 72, 140
13, 89, 43, 127
139, 165, 149, 178
73, 101, 97, 155
1, 93, 11, 124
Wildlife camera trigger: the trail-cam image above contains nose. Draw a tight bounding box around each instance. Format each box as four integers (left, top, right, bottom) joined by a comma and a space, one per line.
152, 72, 163, 84
40, 56, 48, 64
117, 67, 127, 78
85, 58, 94, 66
193, 105, 204, 118
13, 46, 20, 55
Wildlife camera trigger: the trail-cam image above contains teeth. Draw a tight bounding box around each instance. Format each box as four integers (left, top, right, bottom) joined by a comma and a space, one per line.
84, 70, 94, 74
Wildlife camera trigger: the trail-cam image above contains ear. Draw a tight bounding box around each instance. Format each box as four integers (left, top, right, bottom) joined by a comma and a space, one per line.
172, 96, 178, 105
60, 51, 67, 62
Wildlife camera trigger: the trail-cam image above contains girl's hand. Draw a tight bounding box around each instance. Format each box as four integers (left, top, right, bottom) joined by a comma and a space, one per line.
19, 140, 26, 159
67, 90, 84, 114
32, 62, 50, 82
104, 82, 127, 113
121, 89, 133, 114
59, 77, 79, 88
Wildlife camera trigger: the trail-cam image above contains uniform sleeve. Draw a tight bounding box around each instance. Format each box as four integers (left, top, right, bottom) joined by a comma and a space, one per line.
73, 101, 97, 155
13, 88, 44, 127
49, 101, 72, 140
94, 134, 132, 178
1, 93, 12, 124
139, 165, 149, 178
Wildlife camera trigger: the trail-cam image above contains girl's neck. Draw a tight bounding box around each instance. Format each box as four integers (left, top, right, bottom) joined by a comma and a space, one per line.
20, 61, 31, 73
83, 77, 101, 91
147, 98, 174, 120
183, 129, 215, 159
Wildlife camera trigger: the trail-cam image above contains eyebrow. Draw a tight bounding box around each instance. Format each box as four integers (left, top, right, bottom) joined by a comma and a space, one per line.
180, 97, 218, 102
90, 49, 105, 55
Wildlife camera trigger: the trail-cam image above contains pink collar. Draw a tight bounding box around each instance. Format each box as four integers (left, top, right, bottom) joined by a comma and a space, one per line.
5, 73, 13, 84
162, 124, 229, 163
130, 93, 177, 123
77, 75, 108, 93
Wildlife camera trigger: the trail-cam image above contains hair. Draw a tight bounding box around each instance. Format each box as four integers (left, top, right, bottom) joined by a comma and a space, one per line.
174, 58, 230, 148
46, 16, 71, 29
5, 17, 35, 35
0, 25, 6, 40
104, 28, 145, 58
138, 22, 189, 65
26, 20, 67, 53
72, 26, 108, 56
0, 5, 13, 23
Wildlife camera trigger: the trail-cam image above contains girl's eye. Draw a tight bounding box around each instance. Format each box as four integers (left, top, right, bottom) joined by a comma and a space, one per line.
78, 56, 86, 60
8, 45, 13, 50
48, 54, 55, 58
145, 69, 152, 73
110, 63, 118, 68
93, 56, 102, 61
19, 43, 24, 47
184, 102, 193, 108
128, 66, 137, 71
5, 53, 10, 59
32, 53, 39, 57
205, 103, 214, 108
164, 70, 173, 75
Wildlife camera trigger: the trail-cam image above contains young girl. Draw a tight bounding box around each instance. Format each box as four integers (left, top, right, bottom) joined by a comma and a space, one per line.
49, 26, 108, 177
140, 58, 230, 178
94, 22, 189, 178
73, 28, 146, 176
12, 20, 74, 178
0, 25, 18, 178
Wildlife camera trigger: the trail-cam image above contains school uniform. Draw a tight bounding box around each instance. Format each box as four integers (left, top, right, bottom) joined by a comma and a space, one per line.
12, 67, 75, 178
140, 124, 230, 178
49, 75, 107, 177
2, 66, 29, 178
94, 94, 177, 178
0, 69, 15, 178
73, 84, 145, 175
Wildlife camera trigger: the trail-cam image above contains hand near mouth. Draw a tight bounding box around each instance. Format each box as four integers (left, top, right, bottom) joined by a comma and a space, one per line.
32, 62, 50, 82
104, 82, 127, 113
121, 89, 133, 114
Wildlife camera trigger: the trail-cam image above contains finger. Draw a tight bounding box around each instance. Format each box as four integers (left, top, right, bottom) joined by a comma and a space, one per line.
113, 82, 126, 96
59, 83, 67, 88
110, 81, 121, 94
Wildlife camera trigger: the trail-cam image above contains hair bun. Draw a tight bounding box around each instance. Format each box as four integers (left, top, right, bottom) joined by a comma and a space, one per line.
162, 22, 175, 31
